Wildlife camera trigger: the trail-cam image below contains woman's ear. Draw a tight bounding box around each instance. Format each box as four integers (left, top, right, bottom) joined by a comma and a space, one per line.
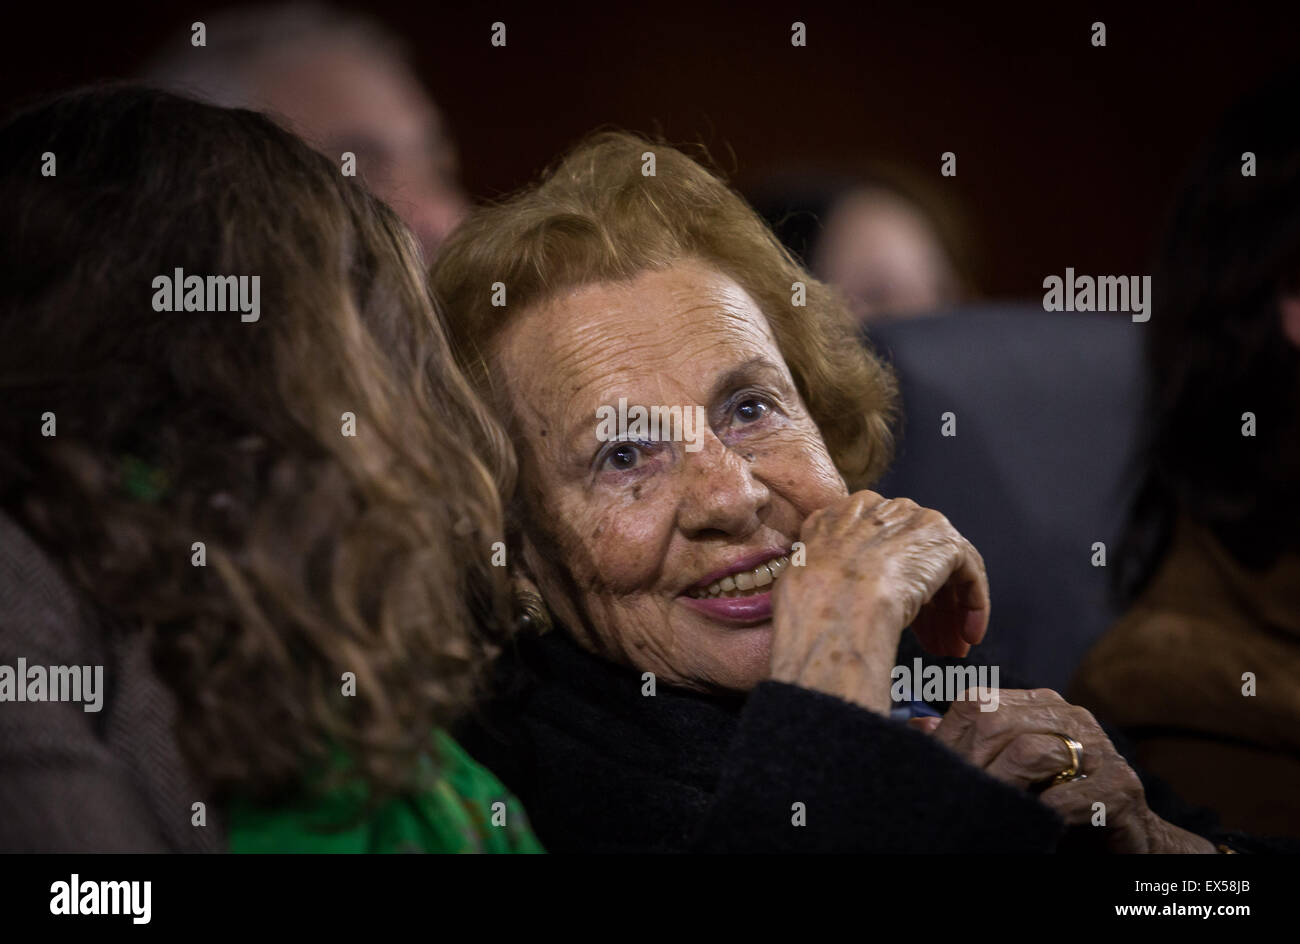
509, 540, 551, 634
510, 574, 552, 634
516, 531, 586, 638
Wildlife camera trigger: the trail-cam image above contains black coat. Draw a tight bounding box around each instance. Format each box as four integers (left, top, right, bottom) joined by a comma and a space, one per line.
458, 630, 1073, 853
459, 630, 1295, 853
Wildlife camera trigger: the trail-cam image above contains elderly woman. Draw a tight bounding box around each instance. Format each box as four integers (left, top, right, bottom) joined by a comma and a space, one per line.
435, 132, 1235, 853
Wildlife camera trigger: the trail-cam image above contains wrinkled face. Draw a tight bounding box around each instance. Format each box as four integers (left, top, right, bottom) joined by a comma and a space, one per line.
496, 259, 848, 692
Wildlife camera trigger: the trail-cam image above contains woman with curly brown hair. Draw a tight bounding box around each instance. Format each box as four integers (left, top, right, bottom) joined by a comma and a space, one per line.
0, 86, 539, 852
440, 132, 1239, 853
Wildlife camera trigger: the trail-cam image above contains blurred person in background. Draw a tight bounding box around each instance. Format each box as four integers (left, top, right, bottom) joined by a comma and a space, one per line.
753, 169, 972, 326
1072, 70, 1300, 838
145, 2, 468, 260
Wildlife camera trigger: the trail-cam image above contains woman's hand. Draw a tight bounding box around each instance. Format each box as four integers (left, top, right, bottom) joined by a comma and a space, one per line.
912, 689, 1216, 853
768, 491, 990, 715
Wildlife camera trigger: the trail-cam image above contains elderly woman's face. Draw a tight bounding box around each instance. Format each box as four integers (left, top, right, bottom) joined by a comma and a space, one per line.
497, 259, 848, 692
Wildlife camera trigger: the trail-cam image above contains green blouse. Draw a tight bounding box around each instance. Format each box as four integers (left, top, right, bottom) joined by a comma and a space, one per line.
227, 731, 544, 854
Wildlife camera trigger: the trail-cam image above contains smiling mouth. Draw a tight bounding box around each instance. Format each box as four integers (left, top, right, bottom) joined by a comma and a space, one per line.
685, 554, 792, 599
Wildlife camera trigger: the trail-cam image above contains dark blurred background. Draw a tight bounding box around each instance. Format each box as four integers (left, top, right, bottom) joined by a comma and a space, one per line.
3, 0, 1297, 298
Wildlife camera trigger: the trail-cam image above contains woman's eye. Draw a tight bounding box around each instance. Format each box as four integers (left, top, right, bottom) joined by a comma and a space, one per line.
604, 443, 641, 471
733, 397, 770, 424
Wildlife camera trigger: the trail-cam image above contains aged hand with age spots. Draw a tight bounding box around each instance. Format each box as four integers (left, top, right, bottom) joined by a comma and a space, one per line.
909, 690, 1216, 853
768, 490, 990, 716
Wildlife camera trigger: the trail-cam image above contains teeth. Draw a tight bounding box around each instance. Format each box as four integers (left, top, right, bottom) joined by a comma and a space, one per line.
687, 555, 792, 599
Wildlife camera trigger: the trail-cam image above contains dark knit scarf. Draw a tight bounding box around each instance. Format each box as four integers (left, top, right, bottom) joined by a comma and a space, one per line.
458, 629, 1069, 853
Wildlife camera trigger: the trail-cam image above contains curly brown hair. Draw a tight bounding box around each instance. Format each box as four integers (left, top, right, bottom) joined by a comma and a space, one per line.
431, 131, 897, 494
0, 86, 514, 801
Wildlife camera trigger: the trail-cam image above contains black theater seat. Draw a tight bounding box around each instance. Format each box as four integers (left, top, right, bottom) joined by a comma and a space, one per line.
870, 305, 1143, 692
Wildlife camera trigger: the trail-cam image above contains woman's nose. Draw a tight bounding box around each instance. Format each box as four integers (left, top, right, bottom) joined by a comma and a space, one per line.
675, 434, 771, 538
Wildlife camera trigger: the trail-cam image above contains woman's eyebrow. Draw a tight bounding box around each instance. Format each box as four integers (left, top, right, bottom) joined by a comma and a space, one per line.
708, 356, 786, 401
563, 405, 604, 454
562, 394, 621, 457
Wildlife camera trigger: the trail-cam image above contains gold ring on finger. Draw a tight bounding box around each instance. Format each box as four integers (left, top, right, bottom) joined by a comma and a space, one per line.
1049, 733, 1087, 785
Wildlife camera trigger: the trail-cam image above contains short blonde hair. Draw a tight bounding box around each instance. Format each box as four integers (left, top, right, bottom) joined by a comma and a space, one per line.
432, 131, 898, 491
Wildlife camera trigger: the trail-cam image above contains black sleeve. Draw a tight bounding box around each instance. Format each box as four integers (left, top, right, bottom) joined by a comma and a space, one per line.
691, 681, 1067, 852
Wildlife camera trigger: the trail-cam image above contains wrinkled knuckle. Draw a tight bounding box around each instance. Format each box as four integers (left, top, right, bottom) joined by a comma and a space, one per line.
850, 491, 884, 514
1028, 688, 1065, 705
1071, 705, 1102, 732
892, 497, 921, 516
803, 507, 831, 532
945, 698, 980, 721
925, 507, 952, 529
1005, 736, 1042, 770
971, 708, 1005, 738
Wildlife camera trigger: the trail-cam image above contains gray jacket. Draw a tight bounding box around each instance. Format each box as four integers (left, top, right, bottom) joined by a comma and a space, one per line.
0, 511, 222, 852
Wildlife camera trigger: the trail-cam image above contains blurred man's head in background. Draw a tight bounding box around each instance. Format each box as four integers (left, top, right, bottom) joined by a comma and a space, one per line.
146, 3, 467, 260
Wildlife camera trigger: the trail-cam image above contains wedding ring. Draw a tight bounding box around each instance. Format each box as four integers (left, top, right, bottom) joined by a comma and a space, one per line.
1049, 734, 1086, 785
